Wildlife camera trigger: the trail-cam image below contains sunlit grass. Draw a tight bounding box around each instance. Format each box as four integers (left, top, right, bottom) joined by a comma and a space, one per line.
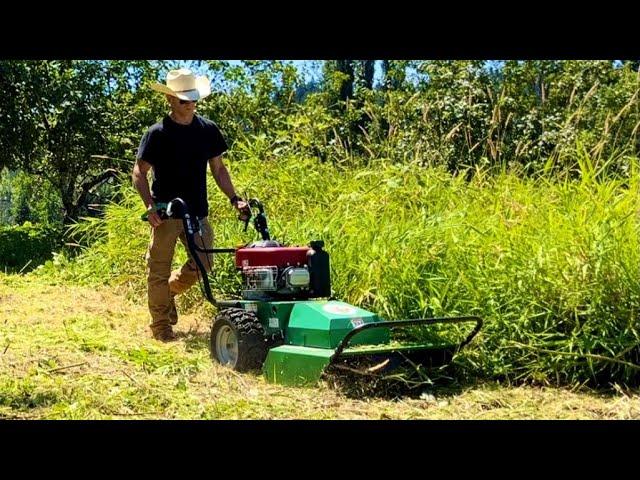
1, 276, 639, 419
30, 151, 640, 387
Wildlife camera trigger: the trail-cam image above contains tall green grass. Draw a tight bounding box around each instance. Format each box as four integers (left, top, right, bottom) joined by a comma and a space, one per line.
34, 153, 640, 387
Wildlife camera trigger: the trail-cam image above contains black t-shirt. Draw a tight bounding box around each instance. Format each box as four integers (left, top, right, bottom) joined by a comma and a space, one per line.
136, 114, 228, 218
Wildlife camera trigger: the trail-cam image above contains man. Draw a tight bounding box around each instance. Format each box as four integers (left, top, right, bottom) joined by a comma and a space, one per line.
132, 68, 247, 342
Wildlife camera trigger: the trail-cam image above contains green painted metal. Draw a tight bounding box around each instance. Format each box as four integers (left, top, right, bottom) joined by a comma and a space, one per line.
231, 300, 390, 348
286, 301, 389, 349
262, 345, 334, 386
256, 301, 294, 334
233, 299, 447, 386
260, 300, 394, 385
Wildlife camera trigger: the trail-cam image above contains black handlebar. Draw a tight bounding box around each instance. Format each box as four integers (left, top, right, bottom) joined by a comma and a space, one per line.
332, 316, 483, 360
243, 198, 270, 240
155, 197, 269, 306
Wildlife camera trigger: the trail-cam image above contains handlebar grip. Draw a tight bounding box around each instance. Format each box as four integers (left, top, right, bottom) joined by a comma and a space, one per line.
140, 202, 169, 222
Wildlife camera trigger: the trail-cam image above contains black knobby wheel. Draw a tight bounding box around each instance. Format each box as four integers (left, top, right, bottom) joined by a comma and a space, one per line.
210, 307, 268, 372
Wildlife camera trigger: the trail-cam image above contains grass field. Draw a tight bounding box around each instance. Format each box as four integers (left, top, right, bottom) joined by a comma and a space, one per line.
1, 273, 638, 420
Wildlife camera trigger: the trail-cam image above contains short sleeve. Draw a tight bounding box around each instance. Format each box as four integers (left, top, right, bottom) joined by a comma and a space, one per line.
207, 123, 228, 159
137, 128, 160, 165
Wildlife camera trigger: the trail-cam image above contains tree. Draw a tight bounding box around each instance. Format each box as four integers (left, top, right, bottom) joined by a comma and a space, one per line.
624, 60, 640, 73
321, 60, 356, 106
323, 60, 379, 104
382, 60, 407, 91
0, 60, 164, 223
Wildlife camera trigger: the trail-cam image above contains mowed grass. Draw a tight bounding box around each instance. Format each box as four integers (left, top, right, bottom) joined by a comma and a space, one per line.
1, 273, 638, 420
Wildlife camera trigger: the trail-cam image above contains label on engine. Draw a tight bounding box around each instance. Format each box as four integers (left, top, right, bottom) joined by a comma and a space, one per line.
244, 303, 258, 313
268, 317, 279, 328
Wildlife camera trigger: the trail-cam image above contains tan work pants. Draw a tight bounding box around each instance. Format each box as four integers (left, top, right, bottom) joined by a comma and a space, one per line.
145, 217, 213, 335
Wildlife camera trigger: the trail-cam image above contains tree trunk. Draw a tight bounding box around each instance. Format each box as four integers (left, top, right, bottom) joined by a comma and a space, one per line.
382, 60, 405, 90
60, 169, 118, 224
335, 60, 354, 102
362, 60, 375, 90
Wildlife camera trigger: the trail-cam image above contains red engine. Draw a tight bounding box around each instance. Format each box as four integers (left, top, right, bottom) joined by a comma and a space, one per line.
235, 246, 310, 269
233, 242, 330, 300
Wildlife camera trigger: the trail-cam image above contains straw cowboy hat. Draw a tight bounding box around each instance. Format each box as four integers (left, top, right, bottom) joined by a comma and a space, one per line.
151, 68, 211, 101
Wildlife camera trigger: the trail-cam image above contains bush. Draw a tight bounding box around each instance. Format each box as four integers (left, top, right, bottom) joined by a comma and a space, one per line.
0, 222, 63, 272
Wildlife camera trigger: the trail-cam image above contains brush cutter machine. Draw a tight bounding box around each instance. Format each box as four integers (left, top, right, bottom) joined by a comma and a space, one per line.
148, 198, 482, 386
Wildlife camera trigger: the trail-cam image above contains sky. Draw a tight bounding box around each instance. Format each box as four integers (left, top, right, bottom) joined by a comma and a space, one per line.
179, 60, 384, 89
161, 59, 598, 92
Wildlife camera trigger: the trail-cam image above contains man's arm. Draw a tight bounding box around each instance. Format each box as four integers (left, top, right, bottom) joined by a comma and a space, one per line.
209, 155, 239, 202
209, 155, 249, 219
132, 158, 162, 227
